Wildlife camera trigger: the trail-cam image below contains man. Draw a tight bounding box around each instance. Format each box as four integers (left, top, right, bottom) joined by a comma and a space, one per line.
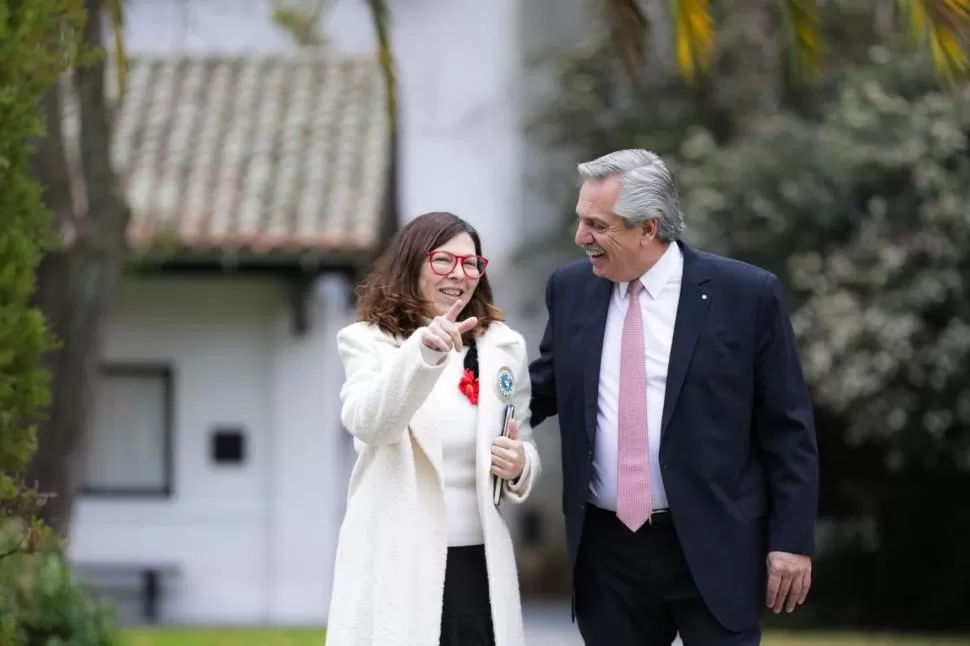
528, 149, 819, 646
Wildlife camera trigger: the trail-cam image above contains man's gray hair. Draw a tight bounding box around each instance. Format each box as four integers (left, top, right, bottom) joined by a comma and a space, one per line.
577, 149, 686, 242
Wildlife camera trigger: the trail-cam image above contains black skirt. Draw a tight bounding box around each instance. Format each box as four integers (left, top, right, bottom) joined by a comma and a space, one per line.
440, 544, 496, 646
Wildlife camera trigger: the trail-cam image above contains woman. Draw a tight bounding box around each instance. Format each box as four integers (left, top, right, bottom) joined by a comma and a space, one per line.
327, 212, 541, 646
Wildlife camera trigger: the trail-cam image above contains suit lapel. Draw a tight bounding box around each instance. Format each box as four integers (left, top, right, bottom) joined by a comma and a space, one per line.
583, 275, 613, 446
660, 244, 712, 437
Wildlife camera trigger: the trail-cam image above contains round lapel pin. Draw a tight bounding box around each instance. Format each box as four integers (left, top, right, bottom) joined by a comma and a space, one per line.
496, 366, 514, 402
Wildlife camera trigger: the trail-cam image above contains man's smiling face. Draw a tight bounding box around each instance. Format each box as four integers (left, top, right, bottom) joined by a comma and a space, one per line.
574, 176, 656, 283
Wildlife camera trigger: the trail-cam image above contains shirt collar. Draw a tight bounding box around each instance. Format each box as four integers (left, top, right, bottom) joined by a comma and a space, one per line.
617, 242, 683, 300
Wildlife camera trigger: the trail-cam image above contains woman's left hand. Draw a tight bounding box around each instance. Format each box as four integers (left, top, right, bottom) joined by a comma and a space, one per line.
490, 419, 526, 480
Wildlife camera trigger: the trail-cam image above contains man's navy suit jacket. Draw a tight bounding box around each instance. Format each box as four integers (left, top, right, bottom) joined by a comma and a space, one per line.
528, 242, 819, 632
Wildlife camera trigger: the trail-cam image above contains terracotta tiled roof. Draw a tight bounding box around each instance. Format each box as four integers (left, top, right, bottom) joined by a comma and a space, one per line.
61, 52, 390, 258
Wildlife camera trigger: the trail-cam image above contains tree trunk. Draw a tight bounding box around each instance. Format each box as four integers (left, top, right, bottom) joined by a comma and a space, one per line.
26, 0, 130, 538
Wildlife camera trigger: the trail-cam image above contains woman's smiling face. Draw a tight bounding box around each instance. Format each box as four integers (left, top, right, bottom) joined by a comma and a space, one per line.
418, 232, 484, 317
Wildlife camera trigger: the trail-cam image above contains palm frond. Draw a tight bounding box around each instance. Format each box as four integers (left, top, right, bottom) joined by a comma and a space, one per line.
777, 0, 825, 83
898, 0, 970, 82
603, 0, 649, 85
364, 0, 396, 134
665, 0, 714, 84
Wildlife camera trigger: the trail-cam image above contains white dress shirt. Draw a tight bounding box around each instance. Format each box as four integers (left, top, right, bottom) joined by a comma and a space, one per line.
589, 242, 683, 512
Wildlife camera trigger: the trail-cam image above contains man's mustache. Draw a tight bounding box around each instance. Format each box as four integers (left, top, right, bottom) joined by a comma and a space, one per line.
581, 243, 606, 254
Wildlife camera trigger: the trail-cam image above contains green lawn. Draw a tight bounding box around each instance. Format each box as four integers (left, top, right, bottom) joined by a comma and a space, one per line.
120, 629, 970, 646
122, 628, 325, 646
763, 634, 970, 645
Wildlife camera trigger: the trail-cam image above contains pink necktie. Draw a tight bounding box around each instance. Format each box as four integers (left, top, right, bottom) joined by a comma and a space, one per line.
616, 279, 652, 532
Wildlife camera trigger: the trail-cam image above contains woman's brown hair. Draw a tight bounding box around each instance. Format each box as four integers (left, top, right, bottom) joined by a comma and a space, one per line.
355, 211, 505, 342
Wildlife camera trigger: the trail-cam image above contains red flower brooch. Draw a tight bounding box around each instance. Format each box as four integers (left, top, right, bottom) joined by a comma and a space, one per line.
459, 368, 480, 406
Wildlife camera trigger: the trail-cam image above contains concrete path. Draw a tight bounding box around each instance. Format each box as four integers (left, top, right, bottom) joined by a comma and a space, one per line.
522, 601, 683, 646
522, 601, 583, 645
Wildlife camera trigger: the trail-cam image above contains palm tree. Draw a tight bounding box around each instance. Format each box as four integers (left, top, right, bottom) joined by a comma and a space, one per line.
637, 0, 970, 84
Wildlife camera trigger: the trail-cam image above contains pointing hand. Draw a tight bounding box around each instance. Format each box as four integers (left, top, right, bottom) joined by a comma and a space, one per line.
421, 298, 478, 353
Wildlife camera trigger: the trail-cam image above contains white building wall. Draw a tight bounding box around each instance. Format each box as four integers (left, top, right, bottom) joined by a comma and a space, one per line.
266, 273, 355, 624
70, 275, 349, 625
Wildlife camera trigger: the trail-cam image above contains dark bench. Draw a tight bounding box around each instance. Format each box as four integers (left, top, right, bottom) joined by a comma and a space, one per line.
72, 562, 181, 624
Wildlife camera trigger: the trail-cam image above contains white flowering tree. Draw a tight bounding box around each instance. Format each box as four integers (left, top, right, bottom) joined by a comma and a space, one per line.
673, 53, 969, 462
674, 53, 970, 628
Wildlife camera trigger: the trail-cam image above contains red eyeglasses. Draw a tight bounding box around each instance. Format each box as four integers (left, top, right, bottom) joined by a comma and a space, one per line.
427, 250, 489, 278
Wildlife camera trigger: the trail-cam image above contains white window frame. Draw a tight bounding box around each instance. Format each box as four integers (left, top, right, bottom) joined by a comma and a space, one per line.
81, 363, 175, 498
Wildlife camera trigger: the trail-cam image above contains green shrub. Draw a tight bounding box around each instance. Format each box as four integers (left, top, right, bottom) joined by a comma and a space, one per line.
0, 525, 119, 646
1, 1, 122, 644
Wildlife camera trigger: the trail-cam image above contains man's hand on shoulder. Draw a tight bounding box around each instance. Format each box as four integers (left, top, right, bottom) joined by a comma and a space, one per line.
765, 551, 811, 614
